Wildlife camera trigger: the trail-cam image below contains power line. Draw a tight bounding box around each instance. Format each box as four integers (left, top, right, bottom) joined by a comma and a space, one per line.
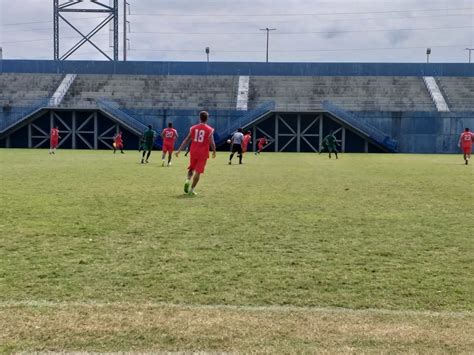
2, 28, 52, 33
2, 33, 110, 45
127, 25, 473, 36
2, 20, 56, 26
2, 16, 106, 27
129, 7, 474, 18
2, 10, 472, 30
5, 23, 469, 44
129, 44, 470, 53
130, 11, 474, 25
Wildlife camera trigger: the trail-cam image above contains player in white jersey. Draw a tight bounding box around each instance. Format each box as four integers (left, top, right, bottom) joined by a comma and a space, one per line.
229, 128, 244, 165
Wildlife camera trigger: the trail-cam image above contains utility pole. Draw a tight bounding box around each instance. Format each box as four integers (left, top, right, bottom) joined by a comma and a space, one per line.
123, 0, 130, 61
426, 48, 431, 64
260, 27, 276, 63
205, 47, 210, 63
465, 48, 473, 63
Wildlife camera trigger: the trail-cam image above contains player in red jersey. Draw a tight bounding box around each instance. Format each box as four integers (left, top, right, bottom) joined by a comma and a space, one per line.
49, 126, 61, 154
113, 131, 124, 154
458, 127, 474, 165
255, 136, 267, 155
241, 130, 252, 155
176, 111, 216, 196
161, 122, 178, 166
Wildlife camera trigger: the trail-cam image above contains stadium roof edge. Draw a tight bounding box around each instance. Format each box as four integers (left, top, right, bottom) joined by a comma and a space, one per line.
1, 60, 474, 76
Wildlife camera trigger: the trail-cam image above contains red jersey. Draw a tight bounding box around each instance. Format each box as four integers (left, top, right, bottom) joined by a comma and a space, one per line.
242, 134, 251, 148
460, 131, 474, 148
189, 123, 214, 159
162, 128, 178, 145
257, 138, 267, 147
114, 133, 123, 145
51, 128, 59, 139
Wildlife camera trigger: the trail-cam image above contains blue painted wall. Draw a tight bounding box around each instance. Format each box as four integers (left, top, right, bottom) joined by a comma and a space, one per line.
2, 59, 474, 76
350, 111, 474, 153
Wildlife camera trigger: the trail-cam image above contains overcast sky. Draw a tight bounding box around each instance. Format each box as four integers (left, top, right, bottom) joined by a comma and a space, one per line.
0, 0, 473, 62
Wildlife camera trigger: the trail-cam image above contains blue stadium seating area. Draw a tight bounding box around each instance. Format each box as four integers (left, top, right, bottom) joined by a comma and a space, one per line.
1, 60, 473, 153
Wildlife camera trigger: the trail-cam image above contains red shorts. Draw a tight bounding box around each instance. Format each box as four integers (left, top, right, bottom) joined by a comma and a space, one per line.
462, 146, 472, 154
258, 145, 264, 151
50, 139, 58, 148
115, 143, 123, 149
188, 156, 208, 174
162, 143, 174, 153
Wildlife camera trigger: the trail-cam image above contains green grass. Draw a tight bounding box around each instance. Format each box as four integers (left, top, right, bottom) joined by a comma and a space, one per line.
0, 149, 473, 352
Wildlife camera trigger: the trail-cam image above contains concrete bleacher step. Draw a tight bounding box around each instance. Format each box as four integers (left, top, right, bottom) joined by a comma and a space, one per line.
0, 73, 63, 108
61, 74, 238, 110
5, 73, 474, 113
249, 75, 434, 111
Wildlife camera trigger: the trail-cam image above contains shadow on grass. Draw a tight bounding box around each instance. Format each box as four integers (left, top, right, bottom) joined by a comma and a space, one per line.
175, 194, 199, 199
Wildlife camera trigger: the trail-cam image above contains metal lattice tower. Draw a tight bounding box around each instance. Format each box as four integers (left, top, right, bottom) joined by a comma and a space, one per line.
53, 0, 119, 61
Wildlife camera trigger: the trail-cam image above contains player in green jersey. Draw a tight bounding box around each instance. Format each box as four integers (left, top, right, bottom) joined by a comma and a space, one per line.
320, 131, 339, 159
141, 125, 157, 164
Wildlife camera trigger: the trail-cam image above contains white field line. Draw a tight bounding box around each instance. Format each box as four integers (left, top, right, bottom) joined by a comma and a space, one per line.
0, 300, 471, 318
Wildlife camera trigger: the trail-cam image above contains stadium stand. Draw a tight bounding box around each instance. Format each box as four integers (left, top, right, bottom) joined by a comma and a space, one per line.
0, 73, 63, 132
0, 73, 62, 107
248, 76, 435, 111
1, 61, 474, 152
61, 75, 239, 109
435, 77, 474, 112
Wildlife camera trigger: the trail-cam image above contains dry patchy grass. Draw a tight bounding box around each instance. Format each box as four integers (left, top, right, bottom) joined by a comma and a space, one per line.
1, 302, 473, 353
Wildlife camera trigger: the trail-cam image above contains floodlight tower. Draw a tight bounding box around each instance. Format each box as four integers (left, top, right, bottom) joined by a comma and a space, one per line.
53, 0, 119, 61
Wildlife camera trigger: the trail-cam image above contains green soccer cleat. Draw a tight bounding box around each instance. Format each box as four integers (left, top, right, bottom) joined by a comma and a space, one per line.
184, 179, 191, 193
188, 190, 197, 197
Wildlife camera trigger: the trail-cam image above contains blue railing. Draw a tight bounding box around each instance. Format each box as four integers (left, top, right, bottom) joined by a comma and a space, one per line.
4, 60, 474, 77
97, 98, 148, 134
217, 101, 275, 144
322, 100, 398, 152
97, 99, 274, 147
0, 98, 49, 133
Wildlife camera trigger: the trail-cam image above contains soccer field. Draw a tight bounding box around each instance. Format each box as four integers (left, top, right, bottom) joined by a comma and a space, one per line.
0, 149, 473, 352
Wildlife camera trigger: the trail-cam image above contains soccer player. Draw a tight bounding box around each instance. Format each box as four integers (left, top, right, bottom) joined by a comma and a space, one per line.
255, 136, 267, 155
138, 134, 144, 152
49, 126, 61, 154
161, 122, 178, 166
229, 128, 244, 165
184, 144, 191, 157
321, 131, 339, 159
113, 131, 124, 154
241, 130, 252, 155
458, 127, 474, 165
141, 125, 156, 164
175, 111, 216, 196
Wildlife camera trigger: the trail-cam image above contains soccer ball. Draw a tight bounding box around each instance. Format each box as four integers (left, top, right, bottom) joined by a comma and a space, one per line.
227, 139, 231, 144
